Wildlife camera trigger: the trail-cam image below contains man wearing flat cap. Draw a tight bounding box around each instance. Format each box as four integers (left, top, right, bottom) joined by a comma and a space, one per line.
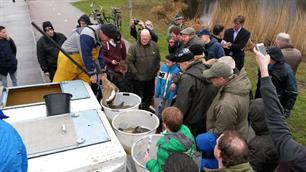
172, 48, 218, 136
180, 27, 203, 48
255, 46, 297, 118
204, 62, 251, 140
54, 23, 117, 84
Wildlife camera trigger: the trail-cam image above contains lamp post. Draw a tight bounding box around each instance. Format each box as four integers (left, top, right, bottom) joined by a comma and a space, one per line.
128, 0, 132, 21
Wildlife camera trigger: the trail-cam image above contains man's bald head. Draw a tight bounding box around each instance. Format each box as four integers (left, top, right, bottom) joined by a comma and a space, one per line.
140, 29, 151, 46
215, 130, 249, 168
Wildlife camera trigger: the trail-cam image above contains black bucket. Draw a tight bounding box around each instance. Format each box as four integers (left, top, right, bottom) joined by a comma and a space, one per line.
43, 93, 72, 116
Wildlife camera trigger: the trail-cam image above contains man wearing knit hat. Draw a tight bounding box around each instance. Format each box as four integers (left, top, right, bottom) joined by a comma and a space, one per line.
254, 46, 297, 118
37, 21, 66, 81
54, 23, 117, 84
171, 48, 218, 136
204, 62, 251, 140
188, 44, 206, 63
77, 15, 92, 28
166, 13, 185, 42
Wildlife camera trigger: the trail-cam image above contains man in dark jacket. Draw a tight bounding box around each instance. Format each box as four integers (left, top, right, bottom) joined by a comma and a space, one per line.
0, 25, 18, 87
168, 26, 184, 54
172, 48, 218, 136
248, 98, 279, 172
37, 21, 66, 81
254, 47, 306, 172
127, 29, 161, 110
255, 47, 297, 118
198, 29, 225, 60
222, 15, 250, 70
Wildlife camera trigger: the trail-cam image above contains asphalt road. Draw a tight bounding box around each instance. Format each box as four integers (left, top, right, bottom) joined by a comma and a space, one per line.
1, 0, 130, 87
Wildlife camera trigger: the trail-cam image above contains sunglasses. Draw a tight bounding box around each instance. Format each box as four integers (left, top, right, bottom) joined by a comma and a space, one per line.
45, 27, 54, 32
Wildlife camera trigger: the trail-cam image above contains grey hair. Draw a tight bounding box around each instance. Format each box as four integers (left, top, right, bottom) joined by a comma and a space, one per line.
276, 32, 292, 45
218, 56, 236, 70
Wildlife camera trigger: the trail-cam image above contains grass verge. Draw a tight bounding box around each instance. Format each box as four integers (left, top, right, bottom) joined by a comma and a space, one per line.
73, 0, 169, 58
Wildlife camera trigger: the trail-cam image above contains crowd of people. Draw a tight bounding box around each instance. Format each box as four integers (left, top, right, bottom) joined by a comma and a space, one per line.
0, 11, 305, 172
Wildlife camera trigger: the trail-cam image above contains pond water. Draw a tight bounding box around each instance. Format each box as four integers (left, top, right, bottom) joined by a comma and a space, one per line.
197, 0, 306, 26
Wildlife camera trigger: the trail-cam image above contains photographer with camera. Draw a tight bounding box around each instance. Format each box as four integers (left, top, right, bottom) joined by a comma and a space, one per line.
130, 19, 158, 42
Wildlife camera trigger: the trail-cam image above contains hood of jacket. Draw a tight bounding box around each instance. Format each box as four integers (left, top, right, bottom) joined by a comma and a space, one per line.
185, 61, 210, 83
160, 125, 195, 153
222, 68, 251, 96
206, 162, 254, 172
249, 98, 269, 135
206, 37, 218, 47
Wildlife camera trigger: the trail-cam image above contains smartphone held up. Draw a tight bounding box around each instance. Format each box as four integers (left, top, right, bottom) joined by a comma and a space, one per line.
256, 43, 267, 56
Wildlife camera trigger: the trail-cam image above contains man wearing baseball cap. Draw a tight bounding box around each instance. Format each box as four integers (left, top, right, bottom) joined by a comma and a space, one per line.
203, 62, 251, 140
171, 48, 218, 136
198, 29, 224, 60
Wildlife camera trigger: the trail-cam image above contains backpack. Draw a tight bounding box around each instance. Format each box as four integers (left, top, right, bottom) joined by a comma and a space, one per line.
164, 131, 202, 171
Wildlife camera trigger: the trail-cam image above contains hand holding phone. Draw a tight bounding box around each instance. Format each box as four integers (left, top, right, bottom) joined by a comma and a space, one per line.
256, 43, 267, 56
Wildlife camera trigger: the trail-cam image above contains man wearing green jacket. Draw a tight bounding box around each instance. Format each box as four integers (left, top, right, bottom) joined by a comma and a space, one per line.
203, 62, 251, 140
145, 107, 197, 172
127, 29, 160, 110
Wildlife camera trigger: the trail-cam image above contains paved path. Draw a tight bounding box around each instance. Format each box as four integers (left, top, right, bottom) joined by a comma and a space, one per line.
28, 0, 84, 38
0, 0, 43, 86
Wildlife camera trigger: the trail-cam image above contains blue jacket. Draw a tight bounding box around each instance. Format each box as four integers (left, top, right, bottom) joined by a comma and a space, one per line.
0, 110, 28, 172
154, 63, 180, 102
204, 38, 225, 59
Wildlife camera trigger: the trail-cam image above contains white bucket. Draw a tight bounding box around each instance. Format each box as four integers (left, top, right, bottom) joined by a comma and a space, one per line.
112, 110, 159, 154
101, 92, 141, 121
131, 134, 162, 172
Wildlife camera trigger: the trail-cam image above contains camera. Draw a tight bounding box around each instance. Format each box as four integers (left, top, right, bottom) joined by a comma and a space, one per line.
133, 19, 140, 25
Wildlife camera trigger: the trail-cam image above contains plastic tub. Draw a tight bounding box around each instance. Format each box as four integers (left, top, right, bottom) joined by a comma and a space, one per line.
131, 134, 162, 172
112, 110, 159, 154
101, 92, 141, 121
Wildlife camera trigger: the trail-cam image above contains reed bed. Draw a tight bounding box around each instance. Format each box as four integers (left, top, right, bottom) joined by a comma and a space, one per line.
208, 0, 306, 57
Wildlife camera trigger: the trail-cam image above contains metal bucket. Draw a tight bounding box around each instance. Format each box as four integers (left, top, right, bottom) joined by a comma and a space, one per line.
112, 110, 159, 154
131, 134, 162, 172
44, 93, 72, 116
101, 92, 141, 121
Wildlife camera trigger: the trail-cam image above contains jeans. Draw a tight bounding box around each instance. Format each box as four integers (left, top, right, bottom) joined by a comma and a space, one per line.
0, 72, 17, 87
